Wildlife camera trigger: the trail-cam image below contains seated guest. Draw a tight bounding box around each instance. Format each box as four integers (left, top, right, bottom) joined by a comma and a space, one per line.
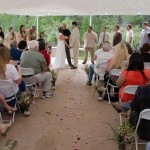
112, 53, 150, 113
0, 44, 24, 98
37, 39, 50, 67
18, 40, 28, 51
129, 84, 150, 141
10, 40, 22, 60
104, 43, 129, 101
141, 43, 150, 62
20, 40, 53, 99
87, 42, 113, 86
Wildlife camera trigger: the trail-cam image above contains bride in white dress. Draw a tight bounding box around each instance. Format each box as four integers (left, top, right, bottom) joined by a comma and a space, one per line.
53, 27, 68, 69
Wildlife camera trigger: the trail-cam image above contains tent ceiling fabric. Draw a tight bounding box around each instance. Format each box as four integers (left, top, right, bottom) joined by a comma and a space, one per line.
0, 0, 150, 16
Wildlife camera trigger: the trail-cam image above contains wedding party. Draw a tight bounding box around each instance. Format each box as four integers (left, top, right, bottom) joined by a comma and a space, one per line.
0, 0, 150, 150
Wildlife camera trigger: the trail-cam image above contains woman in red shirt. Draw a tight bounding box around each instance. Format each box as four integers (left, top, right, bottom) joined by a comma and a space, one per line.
112, 52, 150, 112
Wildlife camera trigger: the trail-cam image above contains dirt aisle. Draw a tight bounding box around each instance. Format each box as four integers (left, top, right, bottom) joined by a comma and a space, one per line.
0, 66, 119, 150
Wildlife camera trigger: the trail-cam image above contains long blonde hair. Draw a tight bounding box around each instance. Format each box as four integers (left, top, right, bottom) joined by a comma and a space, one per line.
110, 43, 129, 70
0, 44, 11, 79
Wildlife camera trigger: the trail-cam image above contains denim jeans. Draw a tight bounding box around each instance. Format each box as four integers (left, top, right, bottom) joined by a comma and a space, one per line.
88, 64, 95, 82
146, 142, 150, 150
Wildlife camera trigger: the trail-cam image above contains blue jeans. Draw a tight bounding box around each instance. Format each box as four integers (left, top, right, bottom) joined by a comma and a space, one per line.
88, 64, 95, 82
146, 142, 150, 150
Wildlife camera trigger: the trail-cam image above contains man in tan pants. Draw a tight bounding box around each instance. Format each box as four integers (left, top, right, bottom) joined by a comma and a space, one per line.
69, 22, 80, 68
82, 26, 97, 64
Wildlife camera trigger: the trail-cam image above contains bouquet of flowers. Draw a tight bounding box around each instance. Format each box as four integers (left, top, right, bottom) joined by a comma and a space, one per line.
107, 122, 134, 150
50, 69, 58, 87
82, 64, 89, 76
18, 92, 32, 112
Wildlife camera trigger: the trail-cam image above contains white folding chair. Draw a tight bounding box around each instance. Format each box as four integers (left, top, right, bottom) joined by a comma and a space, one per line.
0, 80, 18, 123
144, 62, 150, 69
129, 109, 150, 150
114, 85, 139, 125
106, 69, 121, 104
21, 68, 38, 100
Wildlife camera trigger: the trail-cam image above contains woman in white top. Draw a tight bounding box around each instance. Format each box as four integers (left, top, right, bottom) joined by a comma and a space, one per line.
53, 27, 68, 69
0, 44, 22, 98
5, 27, 16, 49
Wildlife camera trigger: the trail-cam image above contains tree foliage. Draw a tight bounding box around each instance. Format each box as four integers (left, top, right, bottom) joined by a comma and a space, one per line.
0, 14, 148, 48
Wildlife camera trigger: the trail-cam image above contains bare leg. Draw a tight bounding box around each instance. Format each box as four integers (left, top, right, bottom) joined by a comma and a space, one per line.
0, 94, 11, 111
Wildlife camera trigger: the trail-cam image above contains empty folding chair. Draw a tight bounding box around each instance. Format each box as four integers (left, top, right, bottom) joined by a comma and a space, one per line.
105, 69, 121, 104
114, 85, 138, 125
0, 80, 18, 123
130, 109, 150, 150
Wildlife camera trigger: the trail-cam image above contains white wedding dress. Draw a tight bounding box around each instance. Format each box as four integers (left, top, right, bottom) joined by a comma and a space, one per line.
53, 33, 66, 69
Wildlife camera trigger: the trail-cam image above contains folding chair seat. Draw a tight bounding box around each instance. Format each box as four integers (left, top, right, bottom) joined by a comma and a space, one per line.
130, 109, 150, 150
105, 69, 121, 104
21, 68, 38, 102
114, 85, 139, 125
0, 80, 18, 123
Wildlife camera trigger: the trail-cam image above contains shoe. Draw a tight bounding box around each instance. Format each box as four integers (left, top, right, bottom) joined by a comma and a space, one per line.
70, 66, 76, 69
41, 92, 53, 99
98, 96, 103, 101
82, 61, 87, 64
87, 81, 92, 86
1, 122, 12, 136
8, 107, 17, 114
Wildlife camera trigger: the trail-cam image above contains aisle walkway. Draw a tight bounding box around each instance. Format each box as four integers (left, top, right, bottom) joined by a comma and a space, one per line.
0, 63, 126, 150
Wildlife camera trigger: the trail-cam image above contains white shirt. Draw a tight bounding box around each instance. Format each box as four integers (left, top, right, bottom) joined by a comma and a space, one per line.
94, 50, 113, 79
126, 29, 134, 45
98, 32, 110, 45
1, 64, 19, 98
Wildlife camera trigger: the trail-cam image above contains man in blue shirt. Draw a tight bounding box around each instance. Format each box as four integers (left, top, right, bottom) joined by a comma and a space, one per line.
10, 40, 22, 60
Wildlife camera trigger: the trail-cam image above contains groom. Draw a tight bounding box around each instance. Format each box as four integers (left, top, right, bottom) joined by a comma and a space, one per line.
62, 23, 75, 69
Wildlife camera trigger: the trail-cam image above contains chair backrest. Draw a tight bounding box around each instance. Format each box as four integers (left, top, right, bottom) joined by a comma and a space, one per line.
144, 62, 150, 69
120, 85, 139, 101
139, 109, 150, 120
21, 68, 36, 85
110, 69, 121, 76
0, 80, 16, 101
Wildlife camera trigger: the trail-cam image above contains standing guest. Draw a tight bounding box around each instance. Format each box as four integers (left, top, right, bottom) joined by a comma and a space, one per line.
5, 27, 16, 49
126, 24, 134, 46
141, 43, 150, 62
18, 40, 28, 51
39, 32, 47, 42
98, 26, 110, 46
37, 39, 50, 67
0, 27, 4, 41
10, 40, 23, 60
69, 22, 80, 68
17, 25, 27, 43
125, 42, 133, 56
20, 40, 53, 99
113, 25, 122, 47
82, 26, 97, 64
62, 23, 75, 69
140, 22, 150, 48
27, 26, 37, 41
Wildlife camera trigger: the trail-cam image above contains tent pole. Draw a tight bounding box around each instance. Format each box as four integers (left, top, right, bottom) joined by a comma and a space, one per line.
36, 16, 39, 36
90, 15, 92, 26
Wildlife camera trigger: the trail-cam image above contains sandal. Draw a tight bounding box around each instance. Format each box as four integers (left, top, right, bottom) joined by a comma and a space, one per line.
8, 108, 17, 114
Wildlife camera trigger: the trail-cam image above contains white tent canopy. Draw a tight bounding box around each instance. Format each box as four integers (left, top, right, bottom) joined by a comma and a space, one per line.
0, 0, 150, 16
